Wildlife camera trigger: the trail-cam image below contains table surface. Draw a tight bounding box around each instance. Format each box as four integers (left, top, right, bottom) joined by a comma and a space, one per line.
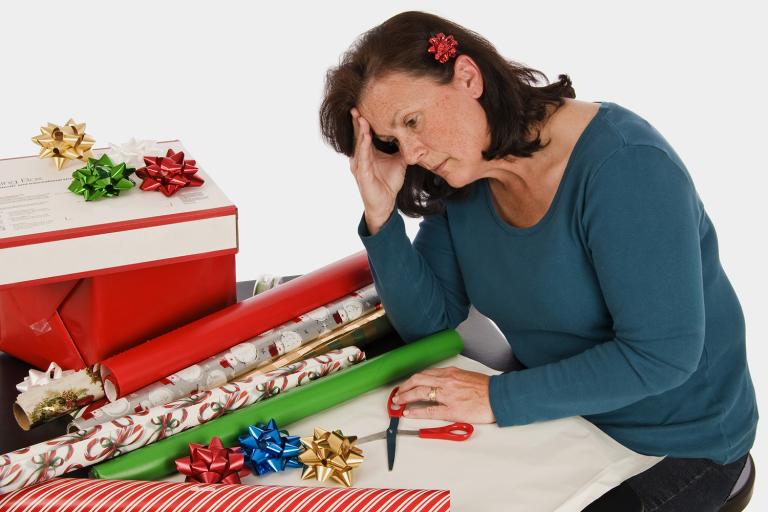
0, 280, 651, 510
167, 354, 656, 512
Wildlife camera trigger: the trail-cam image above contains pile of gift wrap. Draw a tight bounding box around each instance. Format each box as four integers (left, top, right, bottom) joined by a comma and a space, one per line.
0, 120, 457, 511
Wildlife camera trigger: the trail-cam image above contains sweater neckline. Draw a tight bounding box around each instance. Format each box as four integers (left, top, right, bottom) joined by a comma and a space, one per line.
481, 101, 609, 236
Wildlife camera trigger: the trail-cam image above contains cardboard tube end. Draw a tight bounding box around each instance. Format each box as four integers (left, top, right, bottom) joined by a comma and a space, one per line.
13, 402, 31, 430
104, 377, 118, 402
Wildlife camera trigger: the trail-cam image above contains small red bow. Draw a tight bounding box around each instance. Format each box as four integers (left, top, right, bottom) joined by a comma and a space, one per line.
136, 149, 204, 197
175, 437, 250, 484
427, 33, 458, 64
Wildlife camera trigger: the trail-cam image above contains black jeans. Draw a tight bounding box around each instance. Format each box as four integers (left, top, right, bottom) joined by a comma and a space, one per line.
625, 453, 749, 511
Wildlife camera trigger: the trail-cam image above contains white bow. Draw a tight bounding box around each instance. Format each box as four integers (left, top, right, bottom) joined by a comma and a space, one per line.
106, 138, 163, 169
16, 362, 74, 393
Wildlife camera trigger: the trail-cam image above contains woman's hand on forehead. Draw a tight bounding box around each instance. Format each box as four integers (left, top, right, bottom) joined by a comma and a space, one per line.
349, 107, 407, 234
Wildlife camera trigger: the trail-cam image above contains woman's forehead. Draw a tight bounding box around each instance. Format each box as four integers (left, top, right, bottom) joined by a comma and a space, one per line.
359, 74, 438, 130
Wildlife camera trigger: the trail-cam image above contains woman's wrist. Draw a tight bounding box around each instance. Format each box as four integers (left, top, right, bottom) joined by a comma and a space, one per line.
364, 207, 394, 236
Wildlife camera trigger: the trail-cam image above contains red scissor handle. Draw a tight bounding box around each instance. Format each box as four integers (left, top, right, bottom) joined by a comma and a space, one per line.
418, 422, 474, 441
387, 386, 405, 418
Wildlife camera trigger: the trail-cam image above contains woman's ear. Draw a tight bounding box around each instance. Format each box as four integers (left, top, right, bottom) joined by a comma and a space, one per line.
452, 55, 483, 99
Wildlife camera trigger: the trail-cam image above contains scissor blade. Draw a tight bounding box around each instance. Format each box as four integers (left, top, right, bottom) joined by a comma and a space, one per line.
356, 431, 386, 445
386, 417, 399, 471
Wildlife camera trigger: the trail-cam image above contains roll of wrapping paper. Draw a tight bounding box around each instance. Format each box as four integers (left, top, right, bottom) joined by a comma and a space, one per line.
91, 329, 463, 481
100, 250, 371, 399
69, 306, 391, 433
71, 397, 109, 425
0, 478, 450, 512
251, 307, 391, 374
0, 348, 362, 496
13, 366, 103, 430
69, 285, 380, 432
301, 308, 394, 358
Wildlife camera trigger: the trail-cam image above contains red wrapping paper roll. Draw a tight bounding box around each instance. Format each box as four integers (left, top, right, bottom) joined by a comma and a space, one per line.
101, 251, 371, 399
0, 478, 450, 512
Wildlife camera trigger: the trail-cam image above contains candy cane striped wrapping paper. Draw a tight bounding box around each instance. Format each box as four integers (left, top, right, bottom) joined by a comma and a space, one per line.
0, 478, 450, 512
0, 348, 363, 496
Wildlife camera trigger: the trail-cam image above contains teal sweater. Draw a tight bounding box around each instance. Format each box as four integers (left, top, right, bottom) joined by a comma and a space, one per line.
358, 102, 757, 464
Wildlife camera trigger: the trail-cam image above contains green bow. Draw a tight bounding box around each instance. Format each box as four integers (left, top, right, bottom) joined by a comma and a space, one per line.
68, 154, 135, 201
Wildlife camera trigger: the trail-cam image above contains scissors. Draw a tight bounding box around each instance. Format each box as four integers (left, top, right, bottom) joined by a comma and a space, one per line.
356, 386, 474, 471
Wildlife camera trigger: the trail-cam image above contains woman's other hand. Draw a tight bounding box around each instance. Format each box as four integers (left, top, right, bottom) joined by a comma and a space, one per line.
349, 107, 407, 235
393, 366, 496, 424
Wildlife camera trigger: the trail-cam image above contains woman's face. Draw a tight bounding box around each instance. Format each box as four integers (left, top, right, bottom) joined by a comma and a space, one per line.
356, 57, 490, 188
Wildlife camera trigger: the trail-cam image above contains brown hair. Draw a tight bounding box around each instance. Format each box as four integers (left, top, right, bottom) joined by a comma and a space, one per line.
319, 11, 575, 217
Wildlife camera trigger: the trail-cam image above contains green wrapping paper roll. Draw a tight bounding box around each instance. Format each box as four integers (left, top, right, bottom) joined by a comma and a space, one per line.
91, 329, 462, 481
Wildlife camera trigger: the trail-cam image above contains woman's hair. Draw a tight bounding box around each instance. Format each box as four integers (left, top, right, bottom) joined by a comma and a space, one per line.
319, 11, 575, 217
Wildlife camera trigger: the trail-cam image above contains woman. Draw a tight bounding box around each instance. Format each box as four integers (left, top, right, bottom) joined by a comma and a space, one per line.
319, 11, 757, 511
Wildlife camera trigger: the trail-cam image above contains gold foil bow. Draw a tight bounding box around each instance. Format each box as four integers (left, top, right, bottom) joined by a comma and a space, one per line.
31, 119, 95, 170
298, 427, 364, 487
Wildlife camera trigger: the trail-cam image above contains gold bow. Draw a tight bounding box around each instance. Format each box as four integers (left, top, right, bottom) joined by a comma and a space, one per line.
298, 427, 364, 487
31, 119, 95, 170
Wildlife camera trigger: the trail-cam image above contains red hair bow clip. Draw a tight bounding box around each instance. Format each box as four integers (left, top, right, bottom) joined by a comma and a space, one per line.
427, 33, 458, 64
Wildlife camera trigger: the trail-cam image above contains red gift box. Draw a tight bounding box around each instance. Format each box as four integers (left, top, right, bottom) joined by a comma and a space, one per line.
0, 141, 238, 370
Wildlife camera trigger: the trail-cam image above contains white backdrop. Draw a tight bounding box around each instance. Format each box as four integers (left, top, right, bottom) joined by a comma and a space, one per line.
2, 1, 766, 509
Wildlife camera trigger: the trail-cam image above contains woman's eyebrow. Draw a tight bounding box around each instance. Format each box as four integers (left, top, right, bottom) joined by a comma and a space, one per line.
371, 107, 412, 140
390, 108, 407, 128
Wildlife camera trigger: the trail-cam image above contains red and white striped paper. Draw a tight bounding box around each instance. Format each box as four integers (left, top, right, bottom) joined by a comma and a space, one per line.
0, 478, 450, 512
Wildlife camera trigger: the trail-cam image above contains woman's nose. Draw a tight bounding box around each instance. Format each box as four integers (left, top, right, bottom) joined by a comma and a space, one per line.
399, 139, 427, 166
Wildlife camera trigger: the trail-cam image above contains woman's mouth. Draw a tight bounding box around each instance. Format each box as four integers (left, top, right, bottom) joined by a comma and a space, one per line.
432, 159, 448, 174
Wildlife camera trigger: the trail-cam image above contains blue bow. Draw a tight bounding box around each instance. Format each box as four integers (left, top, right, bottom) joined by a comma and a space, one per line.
238, 419, 303, 475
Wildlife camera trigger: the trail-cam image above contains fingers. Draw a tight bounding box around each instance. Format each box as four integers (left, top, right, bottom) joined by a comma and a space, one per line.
396, 372, 442, 396
349, 108, 373, 176
350, 108, 369, 152
395, 385, 438, 406
395, 367, 454, 397
419, 367, 457, 377
358, 118, 373, 164
349, 108, 361, 173
350, 108, 360, 140
402, 404, 452, 421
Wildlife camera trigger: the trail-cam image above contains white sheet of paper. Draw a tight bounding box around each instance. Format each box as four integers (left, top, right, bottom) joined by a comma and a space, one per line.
165, 355, 662, 511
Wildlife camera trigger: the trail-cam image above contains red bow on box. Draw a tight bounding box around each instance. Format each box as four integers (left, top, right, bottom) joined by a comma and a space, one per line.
175, 437, 249, 484
136, 149, 204, 197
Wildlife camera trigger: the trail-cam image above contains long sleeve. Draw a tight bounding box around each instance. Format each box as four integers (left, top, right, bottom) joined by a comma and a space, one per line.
358, 208, 470, 342
488, 146, 707, 426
